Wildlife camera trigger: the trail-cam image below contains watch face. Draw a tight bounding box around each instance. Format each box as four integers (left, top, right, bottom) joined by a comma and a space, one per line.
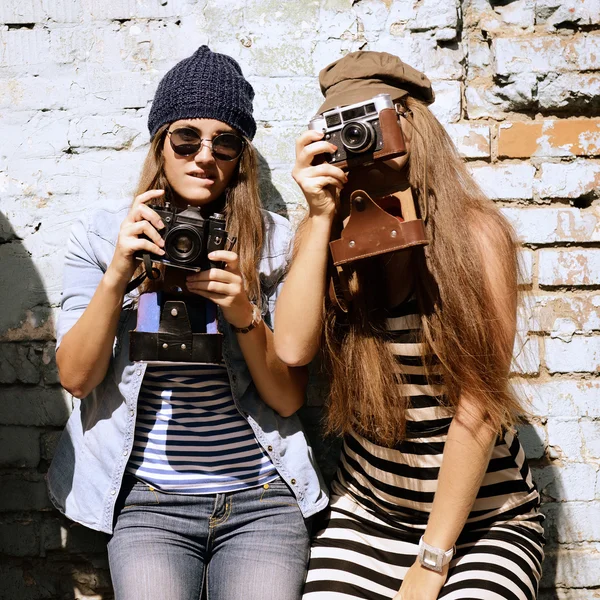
422, 549, 439, 569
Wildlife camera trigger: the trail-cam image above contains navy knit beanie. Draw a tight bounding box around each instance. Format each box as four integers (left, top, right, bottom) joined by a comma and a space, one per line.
148, 46, 256, 140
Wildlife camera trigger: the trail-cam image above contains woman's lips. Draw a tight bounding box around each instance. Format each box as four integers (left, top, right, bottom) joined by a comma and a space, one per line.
187, 172, 215, 185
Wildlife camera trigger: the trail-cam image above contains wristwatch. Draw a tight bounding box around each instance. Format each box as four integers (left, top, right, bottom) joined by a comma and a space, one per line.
231, 303, 262, 334
417, 536, 455, 573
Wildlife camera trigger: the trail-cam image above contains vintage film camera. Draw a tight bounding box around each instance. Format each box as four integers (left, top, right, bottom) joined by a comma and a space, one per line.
134, 202, 228, 272
309, 94, 429, 312
129, 202, 229, 365
308, 93, 406, 170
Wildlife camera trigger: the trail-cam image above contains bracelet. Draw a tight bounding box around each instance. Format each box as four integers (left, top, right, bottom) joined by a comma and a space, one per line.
231, 303, 262, 334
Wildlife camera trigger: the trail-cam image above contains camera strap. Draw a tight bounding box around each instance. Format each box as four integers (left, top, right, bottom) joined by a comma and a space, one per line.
395, 102, 429, 223
124, 253, 161, 294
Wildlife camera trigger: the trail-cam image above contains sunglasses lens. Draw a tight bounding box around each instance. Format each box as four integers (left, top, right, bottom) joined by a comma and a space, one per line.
212, 133, 244, 161
170, 128, 201, 156
169, 128, 244, 160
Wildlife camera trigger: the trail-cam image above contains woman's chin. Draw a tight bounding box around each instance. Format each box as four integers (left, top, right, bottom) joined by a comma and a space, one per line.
174, 186, 224, 207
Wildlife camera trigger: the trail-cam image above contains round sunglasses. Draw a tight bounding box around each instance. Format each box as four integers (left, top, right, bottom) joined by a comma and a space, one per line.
167, 127, 245, 161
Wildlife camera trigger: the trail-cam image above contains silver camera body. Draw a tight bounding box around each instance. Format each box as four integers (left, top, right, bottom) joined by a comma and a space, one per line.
308, 93, 395, 166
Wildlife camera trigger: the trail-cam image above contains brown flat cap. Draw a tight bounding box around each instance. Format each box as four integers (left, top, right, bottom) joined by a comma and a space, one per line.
317, 50, 435, 114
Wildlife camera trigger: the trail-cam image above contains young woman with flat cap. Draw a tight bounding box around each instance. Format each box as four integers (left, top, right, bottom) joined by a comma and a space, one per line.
275, 50, 544, 600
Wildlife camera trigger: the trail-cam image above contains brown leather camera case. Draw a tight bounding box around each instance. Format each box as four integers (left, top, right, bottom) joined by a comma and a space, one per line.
335, 108, 407, 171
330, 190, 427, 265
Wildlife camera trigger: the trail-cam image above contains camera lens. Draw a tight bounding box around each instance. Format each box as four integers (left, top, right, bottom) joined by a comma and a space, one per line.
174, 234, 193, 254
165, 226, 202, 264
340, 121, 374, 153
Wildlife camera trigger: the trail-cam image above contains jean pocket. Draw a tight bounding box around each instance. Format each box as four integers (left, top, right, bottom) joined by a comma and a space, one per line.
121, 480, 161, 510
259, 478, 297, 506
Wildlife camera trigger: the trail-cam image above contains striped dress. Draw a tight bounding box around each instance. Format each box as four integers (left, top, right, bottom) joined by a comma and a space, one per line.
126, 363, 277, 494
303, 299, 545, 600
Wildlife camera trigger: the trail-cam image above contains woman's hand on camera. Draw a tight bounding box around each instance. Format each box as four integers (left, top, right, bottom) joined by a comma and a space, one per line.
292, 130, 347, 219
106, 189, 167, 287
185, 251, 254, 330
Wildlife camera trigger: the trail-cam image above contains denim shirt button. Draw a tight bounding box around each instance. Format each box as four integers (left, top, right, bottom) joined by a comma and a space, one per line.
129, 410, 134, 416
110, 489, 116, 495
123, 450, 128, 456
136, 369, 141, 376
291, 479, 297, 485
267, 445, 273, 452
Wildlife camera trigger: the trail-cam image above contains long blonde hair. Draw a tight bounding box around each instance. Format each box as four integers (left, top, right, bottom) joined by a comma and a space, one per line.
322, 96, 522, 447
133, 124, 265, 302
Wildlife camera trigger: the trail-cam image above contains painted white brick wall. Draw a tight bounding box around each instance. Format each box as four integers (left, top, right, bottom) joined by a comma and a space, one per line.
1, 0, 599, 598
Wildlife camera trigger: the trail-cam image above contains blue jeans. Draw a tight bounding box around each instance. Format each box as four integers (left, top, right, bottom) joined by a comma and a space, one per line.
107, 475, 312, 600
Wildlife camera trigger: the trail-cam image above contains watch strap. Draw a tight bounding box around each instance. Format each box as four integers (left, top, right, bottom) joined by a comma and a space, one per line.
231, 303, 262, 334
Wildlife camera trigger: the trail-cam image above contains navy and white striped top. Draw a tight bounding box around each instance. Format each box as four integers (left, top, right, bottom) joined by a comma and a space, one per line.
126, 364, 278, 494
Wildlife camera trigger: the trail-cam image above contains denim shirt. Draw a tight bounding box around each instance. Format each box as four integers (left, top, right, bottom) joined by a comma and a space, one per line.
47, 202, 329, 534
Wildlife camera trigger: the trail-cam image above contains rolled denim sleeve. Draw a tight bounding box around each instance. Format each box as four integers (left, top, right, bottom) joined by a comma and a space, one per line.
55, 218, 106, 350
261, 213, 294, 329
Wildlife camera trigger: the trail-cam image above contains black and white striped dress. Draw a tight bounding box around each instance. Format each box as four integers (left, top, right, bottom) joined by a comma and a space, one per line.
303, 299, 545, 599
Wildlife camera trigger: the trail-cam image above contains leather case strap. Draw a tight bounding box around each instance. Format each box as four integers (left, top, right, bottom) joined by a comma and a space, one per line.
329, 190, 428, 266
129, 300, 222, 363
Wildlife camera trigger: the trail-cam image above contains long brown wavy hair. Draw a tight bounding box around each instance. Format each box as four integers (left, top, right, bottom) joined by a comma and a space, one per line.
322, 96, 522, 447
133, 123, 265, 303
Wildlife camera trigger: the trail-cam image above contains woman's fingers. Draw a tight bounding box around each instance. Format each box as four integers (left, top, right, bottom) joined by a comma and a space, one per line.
186, 281, 246, 308
294, 166, 346, 194
123, 236, 165, 257
186, 280, 233, 296
186, 253, 244, 303
306, 162, 347, 182
312, 176, 345, 191
187, 266, 239, 286
295, 129, 326, 156
297, 140, 338, 167
134, 204, 166, 232
209, 251, 240, 273
119, 221, 165, 257
295, 130, 341, 168
126, 220, 165, 248
126, 189, 165, 224
134, 189, 165, 205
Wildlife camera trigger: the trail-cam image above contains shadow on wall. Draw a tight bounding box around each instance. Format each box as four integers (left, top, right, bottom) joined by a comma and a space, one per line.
0, 212, 113, 600
518, 419, 563, 599
256, 149, 288, 219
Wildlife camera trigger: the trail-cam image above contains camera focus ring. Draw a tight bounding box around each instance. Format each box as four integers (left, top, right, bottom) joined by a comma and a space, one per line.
164, 225, 203, 265
340, 121, 374, 153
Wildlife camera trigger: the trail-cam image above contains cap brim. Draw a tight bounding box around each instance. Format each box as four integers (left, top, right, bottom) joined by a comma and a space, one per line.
316, 84, 409, 115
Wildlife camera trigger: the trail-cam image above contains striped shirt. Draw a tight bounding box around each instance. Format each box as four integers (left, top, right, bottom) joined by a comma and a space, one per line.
337, 297, 542, 529
126, 364, 277, 494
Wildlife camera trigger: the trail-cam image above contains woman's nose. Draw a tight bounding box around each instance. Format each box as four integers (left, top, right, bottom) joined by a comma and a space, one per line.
194, 142, 215, 164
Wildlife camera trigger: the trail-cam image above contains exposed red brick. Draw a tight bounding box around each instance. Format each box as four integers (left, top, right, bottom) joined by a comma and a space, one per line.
497, 122, 542, 159
499, 119, 600, 158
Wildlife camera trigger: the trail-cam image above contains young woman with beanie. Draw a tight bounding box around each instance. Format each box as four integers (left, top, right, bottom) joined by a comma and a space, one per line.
47, 46, 327, 600
275, 50, 544, 600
